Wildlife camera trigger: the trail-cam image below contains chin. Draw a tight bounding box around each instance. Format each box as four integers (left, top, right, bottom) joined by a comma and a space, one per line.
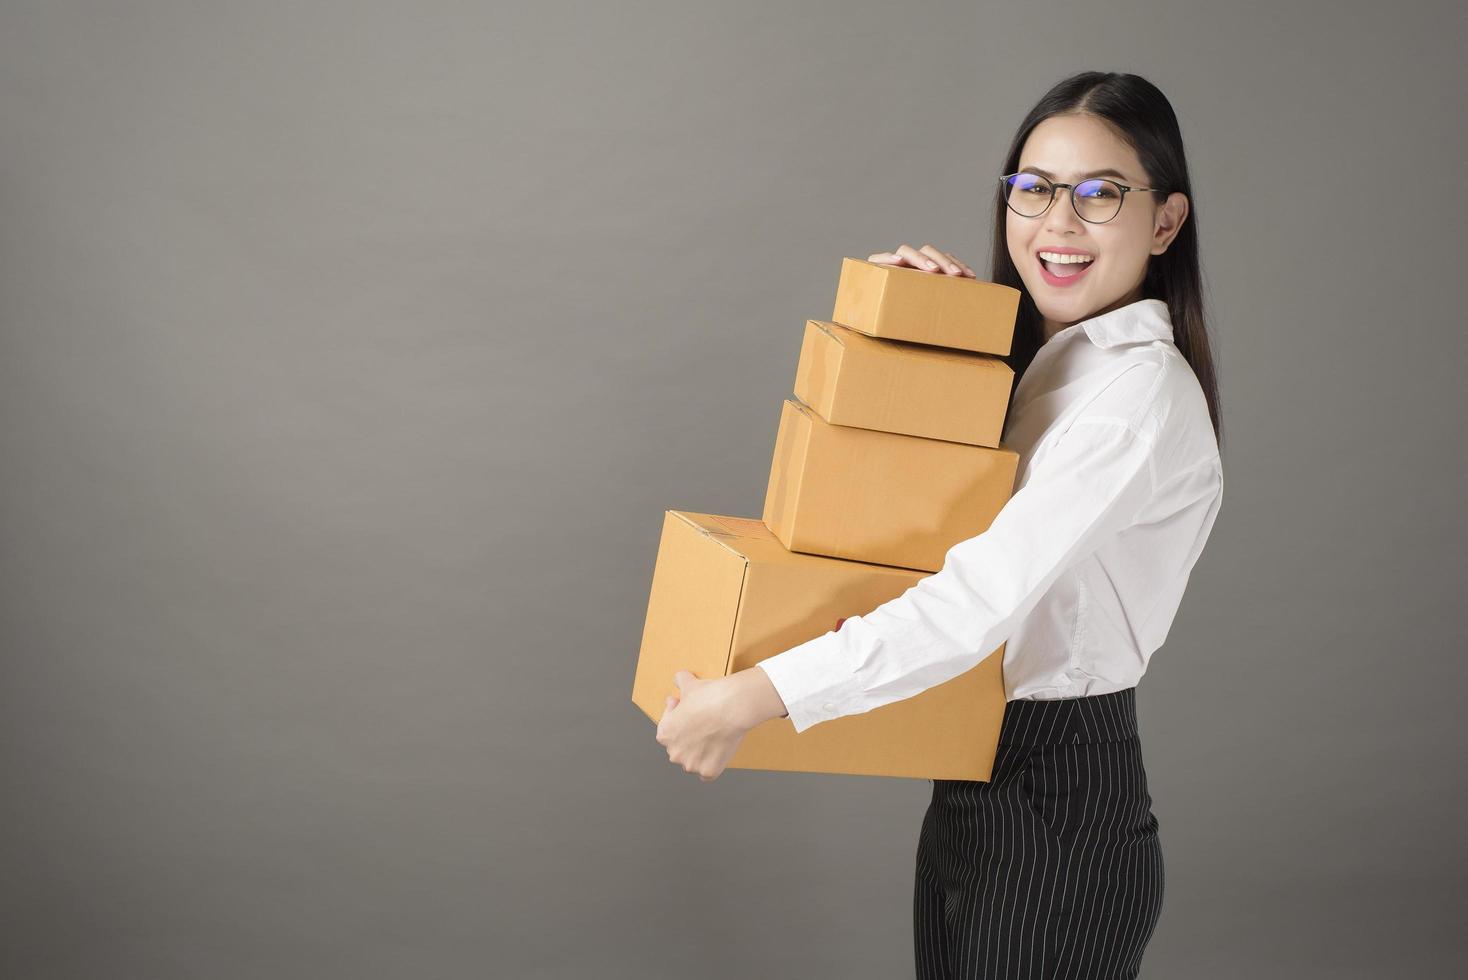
1033, 294, 1088, 321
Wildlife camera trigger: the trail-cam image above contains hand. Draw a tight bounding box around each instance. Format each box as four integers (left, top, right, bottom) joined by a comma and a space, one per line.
655, 670, 763, 783
868, 243, 976, 278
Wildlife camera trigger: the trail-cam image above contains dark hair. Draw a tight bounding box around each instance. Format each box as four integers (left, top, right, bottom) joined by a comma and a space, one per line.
991, 71, 1224, 452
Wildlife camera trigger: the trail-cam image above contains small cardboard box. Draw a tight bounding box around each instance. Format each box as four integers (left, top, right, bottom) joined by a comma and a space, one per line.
794, 318, 1015, 448
832, 257, 1020, 355
763, 398, 1020, 572
631, 510, 1006, 780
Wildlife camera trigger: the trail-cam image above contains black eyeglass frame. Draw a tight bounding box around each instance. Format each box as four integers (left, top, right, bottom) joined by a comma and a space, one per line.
997, 172, 1167, 224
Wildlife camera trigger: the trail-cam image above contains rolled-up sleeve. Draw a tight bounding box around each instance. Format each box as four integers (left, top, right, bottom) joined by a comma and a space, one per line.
757, 413, 1159, 734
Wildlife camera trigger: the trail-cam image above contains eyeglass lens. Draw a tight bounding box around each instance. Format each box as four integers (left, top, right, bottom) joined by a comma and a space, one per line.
1004, 173, 1124, 222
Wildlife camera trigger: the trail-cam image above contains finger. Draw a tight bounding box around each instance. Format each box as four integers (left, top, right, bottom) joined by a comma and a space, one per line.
920, 244, 964, 276
941, 250, 977, 277
893, 244, 941, 272
866, 251, 903, 266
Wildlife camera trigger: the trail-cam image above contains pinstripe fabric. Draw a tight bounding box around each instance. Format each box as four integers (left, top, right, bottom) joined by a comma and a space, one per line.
913, 687, 1164, 978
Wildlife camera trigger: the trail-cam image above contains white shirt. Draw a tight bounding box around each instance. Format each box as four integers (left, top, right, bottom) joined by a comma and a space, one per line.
757, 297, 1224, 734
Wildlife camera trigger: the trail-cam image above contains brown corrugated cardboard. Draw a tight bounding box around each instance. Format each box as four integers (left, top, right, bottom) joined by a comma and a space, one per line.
794, 318, 1015, 448
631, 510, 1006, 780
763, 398, 1020, 572
831, 256, 1020, 355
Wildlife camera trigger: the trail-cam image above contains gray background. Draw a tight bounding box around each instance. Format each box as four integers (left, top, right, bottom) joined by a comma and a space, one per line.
1, 1, 1462, 977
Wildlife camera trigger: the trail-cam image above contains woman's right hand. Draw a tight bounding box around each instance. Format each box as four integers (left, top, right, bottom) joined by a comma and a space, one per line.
867, 243, 976, 278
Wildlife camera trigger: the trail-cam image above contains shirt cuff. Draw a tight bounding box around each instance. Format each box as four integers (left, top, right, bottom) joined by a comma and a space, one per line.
756, 628, 867, 734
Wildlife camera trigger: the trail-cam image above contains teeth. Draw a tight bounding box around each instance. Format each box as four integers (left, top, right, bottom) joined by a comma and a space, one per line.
1038, 251, 1094, 264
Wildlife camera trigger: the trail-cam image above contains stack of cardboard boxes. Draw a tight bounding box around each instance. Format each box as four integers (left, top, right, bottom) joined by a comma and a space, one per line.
632, 258, 1023, 780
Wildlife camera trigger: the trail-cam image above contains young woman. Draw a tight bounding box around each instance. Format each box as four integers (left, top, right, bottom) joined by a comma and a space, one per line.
656, 70, 1224, 978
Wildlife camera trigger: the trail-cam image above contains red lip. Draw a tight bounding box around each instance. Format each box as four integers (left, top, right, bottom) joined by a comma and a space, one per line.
1037, 253, 1095, 288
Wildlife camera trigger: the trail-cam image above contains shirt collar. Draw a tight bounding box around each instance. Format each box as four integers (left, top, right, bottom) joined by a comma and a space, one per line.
1048, 298, 1174, 350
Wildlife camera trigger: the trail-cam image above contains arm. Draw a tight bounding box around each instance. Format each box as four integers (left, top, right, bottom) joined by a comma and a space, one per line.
729, 664, 791, 727
756, 398, 1162, 734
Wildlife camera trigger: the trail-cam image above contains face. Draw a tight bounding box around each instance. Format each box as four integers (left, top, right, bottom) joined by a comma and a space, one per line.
1004, 113, 1189, 340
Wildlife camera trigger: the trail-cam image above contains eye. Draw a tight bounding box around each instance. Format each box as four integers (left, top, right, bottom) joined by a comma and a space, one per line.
1077, 180, 1119, 199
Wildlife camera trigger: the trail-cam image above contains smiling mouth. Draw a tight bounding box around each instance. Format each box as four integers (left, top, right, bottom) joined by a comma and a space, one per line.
1037, 252, 1096, 278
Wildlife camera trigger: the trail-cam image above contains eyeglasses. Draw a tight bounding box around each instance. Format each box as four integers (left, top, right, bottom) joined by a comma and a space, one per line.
998, 171, 1165, 224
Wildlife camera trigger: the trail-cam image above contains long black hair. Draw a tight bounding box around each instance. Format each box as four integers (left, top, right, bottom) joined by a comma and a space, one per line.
992, 71, 1224, 452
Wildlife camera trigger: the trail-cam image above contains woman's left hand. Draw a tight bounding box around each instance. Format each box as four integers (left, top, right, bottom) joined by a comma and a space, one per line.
656, 670, 756, 782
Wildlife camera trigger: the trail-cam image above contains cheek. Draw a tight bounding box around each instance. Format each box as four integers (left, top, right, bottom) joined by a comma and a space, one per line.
1005, 216, 1030, 269
1100, 243, 1150, 285
1101, 220, 1154, 272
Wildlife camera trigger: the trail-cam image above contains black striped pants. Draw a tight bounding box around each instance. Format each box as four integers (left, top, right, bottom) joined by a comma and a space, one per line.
913, 686, 1164, 979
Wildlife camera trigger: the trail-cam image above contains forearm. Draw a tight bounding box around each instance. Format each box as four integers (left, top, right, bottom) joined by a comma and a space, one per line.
729, 665, 790, 729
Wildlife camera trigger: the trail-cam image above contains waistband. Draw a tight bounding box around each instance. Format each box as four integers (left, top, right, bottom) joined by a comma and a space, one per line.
997, 686, 1140, 745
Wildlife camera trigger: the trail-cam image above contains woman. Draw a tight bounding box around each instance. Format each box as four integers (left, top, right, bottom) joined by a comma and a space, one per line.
656, 70, 1224, 979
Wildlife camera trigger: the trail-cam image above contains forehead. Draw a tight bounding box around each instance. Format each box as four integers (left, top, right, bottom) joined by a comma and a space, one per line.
1018, 114, 1145, 182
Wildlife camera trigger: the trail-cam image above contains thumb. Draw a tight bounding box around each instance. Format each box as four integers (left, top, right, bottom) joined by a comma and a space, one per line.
673, 670, 699, 692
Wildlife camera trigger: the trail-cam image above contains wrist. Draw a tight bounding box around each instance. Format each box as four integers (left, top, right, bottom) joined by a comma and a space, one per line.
730, 665, 790, 730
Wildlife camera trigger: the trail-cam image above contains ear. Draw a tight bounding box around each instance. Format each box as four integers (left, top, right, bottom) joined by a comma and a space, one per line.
1151, 191, 1189, 255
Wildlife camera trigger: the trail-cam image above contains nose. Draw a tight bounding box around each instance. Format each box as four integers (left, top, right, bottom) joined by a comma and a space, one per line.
1044, 185, 1086, 234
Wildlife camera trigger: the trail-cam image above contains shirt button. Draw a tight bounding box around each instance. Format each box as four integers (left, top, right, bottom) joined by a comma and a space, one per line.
822, 702, 836, 712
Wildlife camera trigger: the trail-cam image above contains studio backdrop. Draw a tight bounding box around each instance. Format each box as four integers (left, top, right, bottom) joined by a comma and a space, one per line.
1, 2, 1462, 978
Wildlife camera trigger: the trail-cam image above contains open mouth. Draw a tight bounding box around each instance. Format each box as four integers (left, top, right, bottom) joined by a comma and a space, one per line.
1037, 250, 1095, 285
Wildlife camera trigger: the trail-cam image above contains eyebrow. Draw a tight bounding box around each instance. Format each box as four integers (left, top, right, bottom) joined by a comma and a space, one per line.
1021, 165, 1132, 182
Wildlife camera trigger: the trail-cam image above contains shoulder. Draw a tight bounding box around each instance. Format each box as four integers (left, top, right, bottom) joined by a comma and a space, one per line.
1072, 345, 1218, 473
1068, 346, 1174, 432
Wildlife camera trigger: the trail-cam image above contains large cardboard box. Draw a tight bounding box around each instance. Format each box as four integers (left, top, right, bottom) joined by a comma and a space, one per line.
763, 398, 1020, 572
831, 257, 1021, 355
631, 510, 1006, 780
794, 318, 1015, 448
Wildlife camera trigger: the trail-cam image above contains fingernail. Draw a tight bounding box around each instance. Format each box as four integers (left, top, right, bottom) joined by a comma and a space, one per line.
926, 260, 936, 268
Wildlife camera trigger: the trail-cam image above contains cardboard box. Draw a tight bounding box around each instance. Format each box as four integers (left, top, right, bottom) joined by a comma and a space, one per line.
794, 318, 1014, 448
832, 257, 1020, 355
631, 510, 1006, 780
763, 398, 1020, 572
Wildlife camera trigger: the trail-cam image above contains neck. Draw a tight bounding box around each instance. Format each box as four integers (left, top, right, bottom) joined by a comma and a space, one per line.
1042, 285, 1146, 343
